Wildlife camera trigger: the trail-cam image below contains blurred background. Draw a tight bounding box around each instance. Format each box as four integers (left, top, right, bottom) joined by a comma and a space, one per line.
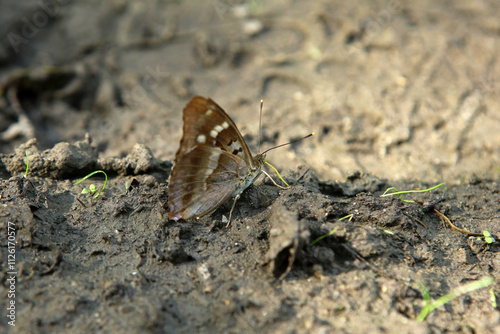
1, 0, 499, 183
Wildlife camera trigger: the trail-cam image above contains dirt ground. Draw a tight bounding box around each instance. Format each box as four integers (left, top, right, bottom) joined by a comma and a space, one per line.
1, 0, 500, 333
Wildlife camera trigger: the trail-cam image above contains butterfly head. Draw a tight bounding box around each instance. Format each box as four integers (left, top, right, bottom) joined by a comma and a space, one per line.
254, 153, 266, 167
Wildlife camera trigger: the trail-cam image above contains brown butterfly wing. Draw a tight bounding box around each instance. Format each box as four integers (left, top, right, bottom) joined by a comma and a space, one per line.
168, 146, 248, 220
167, 96, 258, 220
177, 96, 257, 168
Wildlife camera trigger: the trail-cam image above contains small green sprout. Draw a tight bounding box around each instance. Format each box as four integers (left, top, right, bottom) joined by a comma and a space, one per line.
74, 170, 108, 198
378, 228, 394, 235
483, 231, 495, 244
309, 214, 353, 246
418, 282, 431, 303
82, 184, 97, 196
123, 182, 130, 195
24, 151, 29, 178
417, 276, 495, 321
381, 183, 445, 203
339, 214, 354, 221
310, 226, 339, 247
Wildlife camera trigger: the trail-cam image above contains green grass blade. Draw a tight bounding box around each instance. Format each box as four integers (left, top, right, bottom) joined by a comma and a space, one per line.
24, 151, 29, 177
417, 276, 495, 321
381, 183, 445, 203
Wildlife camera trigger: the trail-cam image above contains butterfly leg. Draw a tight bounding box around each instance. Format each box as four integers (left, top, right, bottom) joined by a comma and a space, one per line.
226, 194, 241, 227
262, 170, 291, 190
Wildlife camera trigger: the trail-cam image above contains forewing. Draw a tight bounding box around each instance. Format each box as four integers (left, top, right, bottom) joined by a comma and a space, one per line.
178, 96, 257, 168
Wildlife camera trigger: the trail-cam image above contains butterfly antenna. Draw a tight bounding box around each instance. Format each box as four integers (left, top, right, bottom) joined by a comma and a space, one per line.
261, 133, 315, 155
258, 99, 263, 153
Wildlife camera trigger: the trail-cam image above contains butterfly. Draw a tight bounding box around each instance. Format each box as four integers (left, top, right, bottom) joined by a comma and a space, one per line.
168, 96, 311, 222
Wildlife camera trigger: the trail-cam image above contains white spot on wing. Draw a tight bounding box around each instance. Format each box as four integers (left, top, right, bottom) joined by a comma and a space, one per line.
214, 125, 224, 132
205, 109, 213, 116
207, 149, 221, 169
210, 130, 218, 138
222, 122, 229, 129
197, 134, 206, 144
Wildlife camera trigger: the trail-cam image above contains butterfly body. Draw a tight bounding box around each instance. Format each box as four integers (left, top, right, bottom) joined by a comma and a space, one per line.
168, 96, 265, 221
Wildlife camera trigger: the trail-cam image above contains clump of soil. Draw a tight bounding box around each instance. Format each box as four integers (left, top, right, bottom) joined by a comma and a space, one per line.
1, 138, 498, 333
